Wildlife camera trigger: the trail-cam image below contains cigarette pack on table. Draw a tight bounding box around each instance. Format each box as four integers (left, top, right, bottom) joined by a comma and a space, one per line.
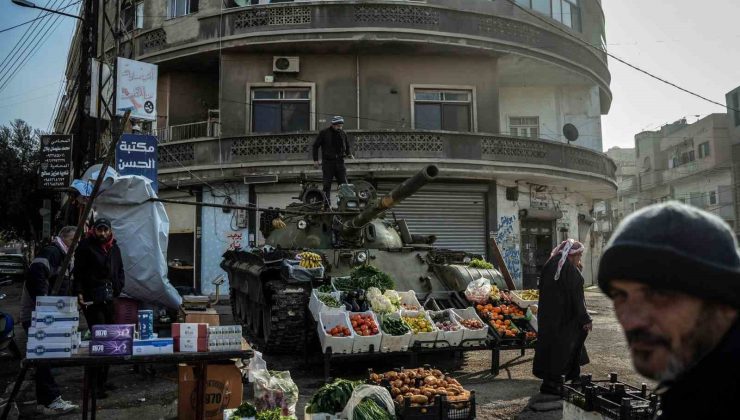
31, 311, 80, 328
90, 339, 133, 356
133, 337, 174, 356
138, 310, 154, 339
172, 323, 208, 339
35, 296, 78, 313
27, 343, 74, 359
92, 324, 135, 341
174, 336, 207, 353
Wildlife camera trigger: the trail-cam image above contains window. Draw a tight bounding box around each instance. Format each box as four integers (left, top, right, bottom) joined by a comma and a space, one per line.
251, 88, 311, 133
413, 89, 473, 132
698, 142, 710, 159
169, 0, 198, 18
509, 117, 539, 139
136, 2, 144, 29
122, 2, 144, 30
709, 190, 717, 205
515, 0, 581, 31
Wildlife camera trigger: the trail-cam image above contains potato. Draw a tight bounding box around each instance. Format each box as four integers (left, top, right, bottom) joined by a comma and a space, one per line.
424, 375, 437, 385
391, 387, 401, 396
392, 380, 403, 388
396, 395, 405, 404
410, 395, 429, 405
431, 369, 443, 377
387, 371, 398, 379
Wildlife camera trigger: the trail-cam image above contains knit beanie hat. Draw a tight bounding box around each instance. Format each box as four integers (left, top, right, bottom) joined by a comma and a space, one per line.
598, 202, 740, 308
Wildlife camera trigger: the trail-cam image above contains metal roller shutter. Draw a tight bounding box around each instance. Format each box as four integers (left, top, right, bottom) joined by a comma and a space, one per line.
378, 184, 487, 255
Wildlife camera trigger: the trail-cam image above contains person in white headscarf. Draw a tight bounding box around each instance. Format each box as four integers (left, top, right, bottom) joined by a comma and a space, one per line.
532, 239, 592, 395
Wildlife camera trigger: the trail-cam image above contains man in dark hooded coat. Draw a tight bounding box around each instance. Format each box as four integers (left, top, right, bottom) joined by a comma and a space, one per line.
533, 239, 592, 395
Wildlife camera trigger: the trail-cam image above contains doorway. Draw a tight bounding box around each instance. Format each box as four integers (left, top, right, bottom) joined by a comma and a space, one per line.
520, 220, 554, 289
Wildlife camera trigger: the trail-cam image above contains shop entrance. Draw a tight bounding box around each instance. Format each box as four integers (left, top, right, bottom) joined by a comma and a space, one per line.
520, 220, 554, 289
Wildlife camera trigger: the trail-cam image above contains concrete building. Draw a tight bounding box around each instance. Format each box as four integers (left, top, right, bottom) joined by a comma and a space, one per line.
728, 86, 740, 237
600, 146, 636, 236
53, 0, 615, 293
621, 115, 733, 229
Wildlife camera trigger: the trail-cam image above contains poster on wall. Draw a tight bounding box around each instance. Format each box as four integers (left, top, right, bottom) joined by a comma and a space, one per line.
116, 57, 158, 121
116, 134, 158, 192
39, 134, 72, 189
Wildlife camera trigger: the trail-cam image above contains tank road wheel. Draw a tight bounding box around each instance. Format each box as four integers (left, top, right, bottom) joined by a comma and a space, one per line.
260, 281, 310, 354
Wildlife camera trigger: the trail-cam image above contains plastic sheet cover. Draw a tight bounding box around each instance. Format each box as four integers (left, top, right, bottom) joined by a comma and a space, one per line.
93, 172, 182, 309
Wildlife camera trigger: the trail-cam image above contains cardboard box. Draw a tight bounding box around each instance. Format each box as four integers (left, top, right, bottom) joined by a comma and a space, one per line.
35, 296, 78, 313
173, 323, 208, 339
27, 343, 74, 359
90, 339, 133, 356
182, 309, 220, 326
92, 324, 135, 341
133, 338, 174, 356
175, 337, 207, 353
31, 311, 80, 328
27, 326, 77, 342
178, 363, 243, 420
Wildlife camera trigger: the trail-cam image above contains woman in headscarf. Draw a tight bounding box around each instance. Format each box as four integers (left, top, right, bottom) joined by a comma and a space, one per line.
532, 239, 593, 395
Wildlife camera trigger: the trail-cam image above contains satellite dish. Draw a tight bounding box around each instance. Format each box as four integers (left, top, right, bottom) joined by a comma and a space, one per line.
563, 123, 579, 143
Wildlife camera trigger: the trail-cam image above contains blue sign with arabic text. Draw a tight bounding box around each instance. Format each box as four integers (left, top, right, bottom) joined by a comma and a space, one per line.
115, 134, 158, 192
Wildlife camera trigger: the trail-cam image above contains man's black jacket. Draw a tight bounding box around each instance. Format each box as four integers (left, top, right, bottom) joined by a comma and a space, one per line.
312, 127, 350, 161
72, 236, 125, 301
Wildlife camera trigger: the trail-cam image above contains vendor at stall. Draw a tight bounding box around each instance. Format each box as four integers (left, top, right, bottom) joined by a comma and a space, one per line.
73, 217, 125, 398
533, 239, 592, 395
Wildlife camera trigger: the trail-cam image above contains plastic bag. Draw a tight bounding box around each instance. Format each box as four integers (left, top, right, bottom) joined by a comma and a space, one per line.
247, 351, 267, 383
464, 278, 492, 305
252, 370, 299, 417
341, 385, 395, 420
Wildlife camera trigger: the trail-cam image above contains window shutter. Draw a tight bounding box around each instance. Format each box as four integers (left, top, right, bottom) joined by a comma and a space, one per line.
189, 0, 199, 13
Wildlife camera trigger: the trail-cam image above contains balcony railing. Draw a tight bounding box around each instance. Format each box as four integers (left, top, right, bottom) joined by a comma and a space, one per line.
154, 121, 221, 143
157, 130, 617, 181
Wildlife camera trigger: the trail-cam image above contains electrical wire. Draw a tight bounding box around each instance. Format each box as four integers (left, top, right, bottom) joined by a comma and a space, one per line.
0, 0, 82, 35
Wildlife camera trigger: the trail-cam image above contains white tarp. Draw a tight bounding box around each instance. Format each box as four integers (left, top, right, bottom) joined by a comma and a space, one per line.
88, 169, 182, 309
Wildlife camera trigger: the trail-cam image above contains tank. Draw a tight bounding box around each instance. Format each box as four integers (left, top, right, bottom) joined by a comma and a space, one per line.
221, 165, 507, 353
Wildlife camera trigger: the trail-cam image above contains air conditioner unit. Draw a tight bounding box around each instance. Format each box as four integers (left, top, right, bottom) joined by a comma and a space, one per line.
273, 56, 299, 73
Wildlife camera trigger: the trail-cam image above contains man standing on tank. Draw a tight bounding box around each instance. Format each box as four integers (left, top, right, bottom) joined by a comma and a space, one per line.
313, 116, 351, 208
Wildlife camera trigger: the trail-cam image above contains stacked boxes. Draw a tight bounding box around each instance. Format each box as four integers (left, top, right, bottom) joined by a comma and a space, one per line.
90, 324, 135, 356
207, 325, 243, 352
27, 296, 80, 359
133, 337, 174, 356
172, 323, 208, 353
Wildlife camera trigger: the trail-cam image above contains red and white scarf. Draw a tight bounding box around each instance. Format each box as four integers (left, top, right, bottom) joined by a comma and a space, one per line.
549, 239, 584, 281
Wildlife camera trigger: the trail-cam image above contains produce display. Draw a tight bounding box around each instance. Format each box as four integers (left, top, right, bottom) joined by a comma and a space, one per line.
353, 399, 394, 420
402, 313, 435, 334
491, 318, 519, 338
341, 290, 369, 312
306, 379, 360, 414
367, 287, 401, 314
380, 315, 410, 336
255, 408, 292, 420
229, 402, 257, 419
459, 319, 484, 330
431, 312, 460, 332
497, 304, 526, 318
298, 251, 323, 269
468, 258, 494, 269
489, 284, 501, 301
525, 331, 537, 341
350, 313, 379, 336
517, 289, 539, 301
326, 324, 352, 337
369, 368, 470, 405
333, 265, 395, 291
318, 294, 341, 308
317, 284, 334, 293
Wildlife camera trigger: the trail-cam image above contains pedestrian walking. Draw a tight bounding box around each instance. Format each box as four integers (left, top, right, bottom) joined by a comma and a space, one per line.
533, 239, 592, 395
598, 202, 739, 419
312, 116, 351, 207
19, 226, 79, 415
73, 218, 125, 398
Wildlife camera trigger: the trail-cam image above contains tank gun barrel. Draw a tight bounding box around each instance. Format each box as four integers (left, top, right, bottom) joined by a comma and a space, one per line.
343, 165, 439, 233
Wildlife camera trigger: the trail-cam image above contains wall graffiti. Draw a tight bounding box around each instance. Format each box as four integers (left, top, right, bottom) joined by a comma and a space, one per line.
494, 214, 522, 285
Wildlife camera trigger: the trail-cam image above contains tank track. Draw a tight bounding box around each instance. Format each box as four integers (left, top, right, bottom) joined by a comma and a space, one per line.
260, 281, 311, 354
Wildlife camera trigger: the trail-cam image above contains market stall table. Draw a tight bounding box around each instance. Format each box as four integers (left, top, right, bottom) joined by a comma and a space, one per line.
1, 349, 253, 420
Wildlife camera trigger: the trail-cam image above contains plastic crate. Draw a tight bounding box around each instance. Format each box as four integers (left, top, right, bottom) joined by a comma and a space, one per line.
349, 311, 382, 353
318, 312, 355, 354
510, 290, 538, 308
303, 405, 341, 420
396, 395, 444, 420
451, 308, 488, 347
309, 290, 344, 322
399, 291, 423, 311
428, 309, 463, 348
402, 310, 438, 349
441, 391, 476, 420
594, 395, 655, 420
379, 313, 412, 353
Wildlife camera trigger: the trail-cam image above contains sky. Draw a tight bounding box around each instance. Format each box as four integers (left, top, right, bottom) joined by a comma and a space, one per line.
0, 0, 738, 150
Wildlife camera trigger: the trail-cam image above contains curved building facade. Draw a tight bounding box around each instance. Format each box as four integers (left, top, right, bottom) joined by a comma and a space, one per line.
56, 0, 615, 292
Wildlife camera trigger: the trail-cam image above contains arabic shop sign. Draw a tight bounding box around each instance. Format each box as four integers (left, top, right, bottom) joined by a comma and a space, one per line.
116, 134, 158, 192
40, 135, 72, 189
116, 57, 157, 121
